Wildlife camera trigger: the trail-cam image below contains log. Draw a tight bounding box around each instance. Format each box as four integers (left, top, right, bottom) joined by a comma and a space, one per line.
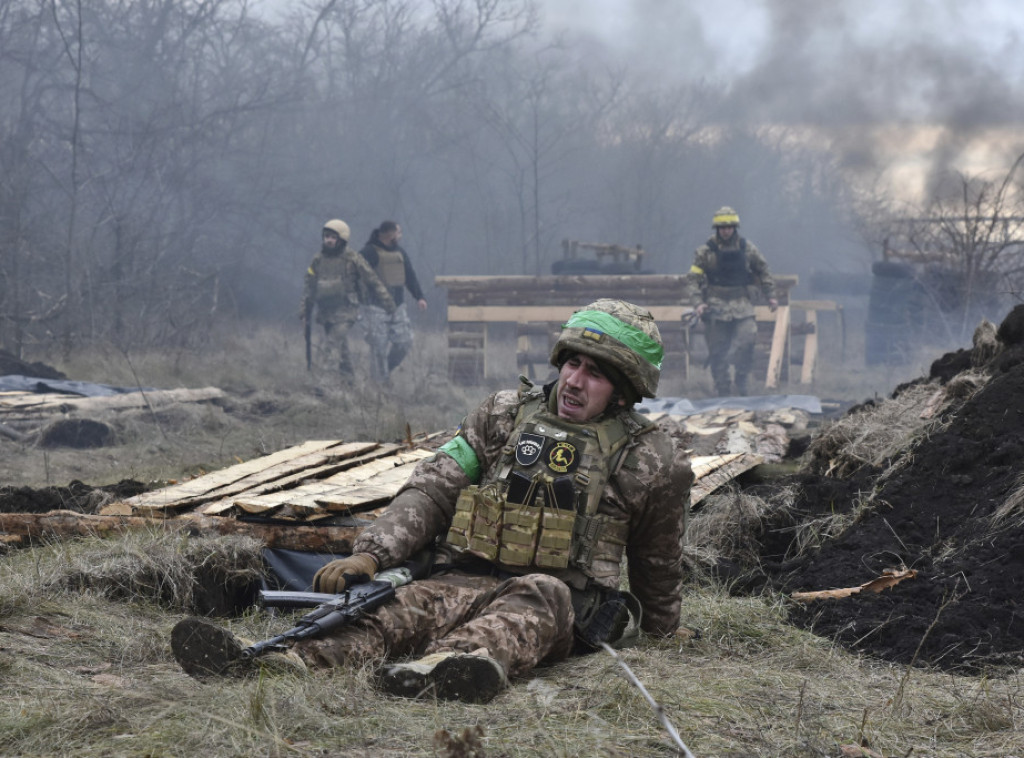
0, 509, 379, 553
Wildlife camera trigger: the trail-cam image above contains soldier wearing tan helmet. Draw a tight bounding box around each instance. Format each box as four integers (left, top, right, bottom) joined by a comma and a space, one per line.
300, 219, 395, 376
687, 206, 777, 396
172, 299, 694, 703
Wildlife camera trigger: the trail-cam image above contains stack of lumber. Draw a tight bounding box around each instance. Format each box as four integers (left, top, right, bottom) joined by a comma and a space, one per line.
0, 435, 763, 551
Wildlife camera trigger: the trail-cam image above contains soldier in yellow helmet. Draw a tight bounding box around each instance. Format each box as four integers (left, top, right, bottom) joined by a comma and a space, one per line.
171, 300, 694, 703
687, 206, 778, 396
300, 219, 395, 376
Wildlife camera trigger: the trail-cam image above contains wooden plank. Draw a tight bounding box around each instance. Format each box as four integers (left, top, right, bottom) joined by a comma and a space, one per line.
196, 442, 408, 515
0, 387, 225, 415
436, 274, 799, 293
317, 455, 432, 510
110, 440, 367, 513
448, 304, 693, 323
0, 392, 60, 411
765, 306, 791, 389
801, 310, 818, 384
789, 300, 841, 311
690, 453, 764, 508
227, 450, 433, 515
0, 509, 384, 554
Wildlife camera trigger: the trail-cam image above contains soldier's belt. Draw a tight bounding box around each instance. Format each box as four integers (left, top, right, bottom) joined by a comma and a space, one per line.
706, 285, 750, 299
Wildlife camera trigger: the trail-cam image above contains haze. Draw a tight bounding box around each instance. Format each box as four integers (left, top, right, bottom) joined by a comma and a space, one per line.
2, 0, 1022, 354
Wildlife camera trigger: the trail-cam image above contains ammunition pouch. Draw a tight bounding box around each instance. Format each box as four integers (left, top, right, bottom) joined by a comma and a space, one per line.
571, 585, 642, 652
446, 483, 576, 570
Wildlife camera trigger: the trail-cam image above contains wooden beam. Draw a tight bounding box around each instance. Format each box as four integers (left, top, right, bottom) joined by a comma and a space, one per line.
801, 310, 818, 384
448, 304, 693, 323
0, 386, 225, 415
0, 509, 382, 553
765, 305, 791, 389
789, 300, 841, 312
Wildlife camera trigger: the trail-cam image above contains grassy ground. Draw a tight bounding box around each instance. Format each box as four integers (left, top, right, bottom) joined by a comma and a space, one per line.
2, 317, 929, 489
0, 531, 1021, 757
4, 320, 1015, 757
2, 324, 484, 488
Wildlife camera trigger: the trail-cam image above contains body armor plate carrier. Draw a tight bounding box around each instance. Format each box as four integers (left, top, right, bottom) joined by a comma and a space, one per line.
446, 392, 650, 578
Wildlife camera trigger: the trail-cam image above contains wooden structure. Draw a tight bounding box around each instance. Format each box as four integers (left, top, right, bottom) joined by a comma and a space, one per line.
434, 274, 839, 390
0, 436, 766, 551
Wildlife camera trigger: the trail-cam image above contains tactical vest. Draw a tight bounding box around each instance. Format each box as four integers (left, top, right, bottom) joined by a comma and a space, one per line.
445, 393, 652, 582
373, 246, 406, 288
314, 253, 350, 304
706, 237, 751, 288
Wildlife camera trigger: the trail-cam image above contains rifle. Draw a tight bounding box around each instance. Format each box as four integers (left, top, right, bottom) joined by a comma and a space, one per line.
303, 303, 314, 371
243, 552, 433, 660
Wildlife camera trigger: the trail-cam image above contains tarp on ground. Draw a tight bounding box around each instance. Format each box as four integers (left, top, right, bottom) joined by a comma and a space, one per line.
0, 375, 153, 397
639, 394, 823, 417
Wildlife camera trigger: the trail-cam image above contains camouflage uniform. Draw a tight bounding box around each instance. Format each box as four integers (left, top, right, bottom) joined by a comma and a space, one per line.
687, 235, 775, 395
301, 247, 394, 374
359, 230, 426, 382
295, 381, 693, 679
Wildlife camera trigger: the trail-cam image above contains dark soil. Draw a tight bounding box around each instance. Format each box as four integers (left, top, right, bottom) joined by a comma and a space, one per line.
0, 479, 147, 514
39, 418, 116, 449
750, 304, 1024, 673
0, 349, 67, 380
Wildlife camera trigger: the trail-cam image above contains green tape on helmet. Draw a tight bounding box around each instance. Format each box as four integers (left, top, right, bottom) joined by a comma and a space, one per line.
563, 310, 664, 370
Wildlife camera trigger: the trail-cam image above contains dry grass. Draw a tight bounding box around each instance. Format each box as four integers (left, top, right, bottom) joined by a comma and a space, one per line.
686, 486, 798, 574
5, 320, 1023, 755
1, 530, 1023, 757
991, 473, 1024, 529
806, 381, 955, 480
4, 324, 481, 488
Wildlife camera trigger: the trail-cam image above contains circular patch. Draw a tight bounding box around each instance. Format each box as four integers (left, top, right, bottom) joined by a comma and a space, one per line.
547, 442, 578, 473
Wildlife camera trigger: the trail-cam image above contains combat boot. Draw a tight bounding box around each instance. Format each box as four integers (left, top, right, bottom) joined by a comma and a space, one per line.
171, 617, 307, 679
377, 649, 507, 703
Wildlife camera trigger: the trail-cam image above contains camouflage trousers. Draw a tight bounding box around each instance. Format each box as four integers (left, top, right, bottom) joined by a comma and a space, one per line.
319, 310, 359, 375
361, 303, 413, 381
294, 571, 575, 678
704, 315, 758, 395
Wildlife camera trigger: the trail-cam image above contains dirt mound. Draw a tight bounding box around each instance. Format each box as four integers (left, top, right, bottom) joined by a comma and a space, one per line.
0, 479, 147, 514
751, 305, 1024, 672
0, 349, 66, 380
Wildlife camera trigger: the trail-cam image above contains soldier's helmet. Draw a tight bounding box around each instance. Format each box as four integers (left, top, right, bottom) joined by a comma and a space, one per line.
549, 299, 663, 400
711, 206, 740, 227
323, 219, 351, 242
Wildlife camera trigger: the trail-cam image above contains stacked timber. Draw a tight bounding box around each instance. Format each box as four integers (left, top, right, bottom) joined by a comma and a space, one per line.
0, 432, 769, 551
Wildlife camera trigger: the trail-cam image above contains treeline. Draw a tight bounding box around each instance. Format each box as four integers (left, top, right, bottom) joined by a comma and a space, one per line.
0, 0, 859, 354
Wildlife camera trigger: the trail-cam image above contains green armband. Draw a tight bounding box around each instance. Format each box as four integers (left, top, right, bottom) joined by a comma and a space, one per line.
439, 435, 481, 484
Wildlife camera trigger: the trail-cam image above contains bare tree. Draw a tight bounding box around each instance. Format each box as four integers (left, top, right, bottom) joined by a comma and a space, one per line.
880, 154, 1024, 342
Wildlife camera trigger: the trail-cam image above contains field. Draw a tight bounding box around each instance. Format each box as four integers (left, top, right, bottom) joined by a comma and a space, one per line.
1, 317, 1022, 757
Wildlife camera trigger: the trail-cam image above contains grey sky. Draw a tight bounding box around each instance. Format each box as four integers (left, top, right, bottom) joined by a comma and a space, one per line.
541, 0, 1024, 199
